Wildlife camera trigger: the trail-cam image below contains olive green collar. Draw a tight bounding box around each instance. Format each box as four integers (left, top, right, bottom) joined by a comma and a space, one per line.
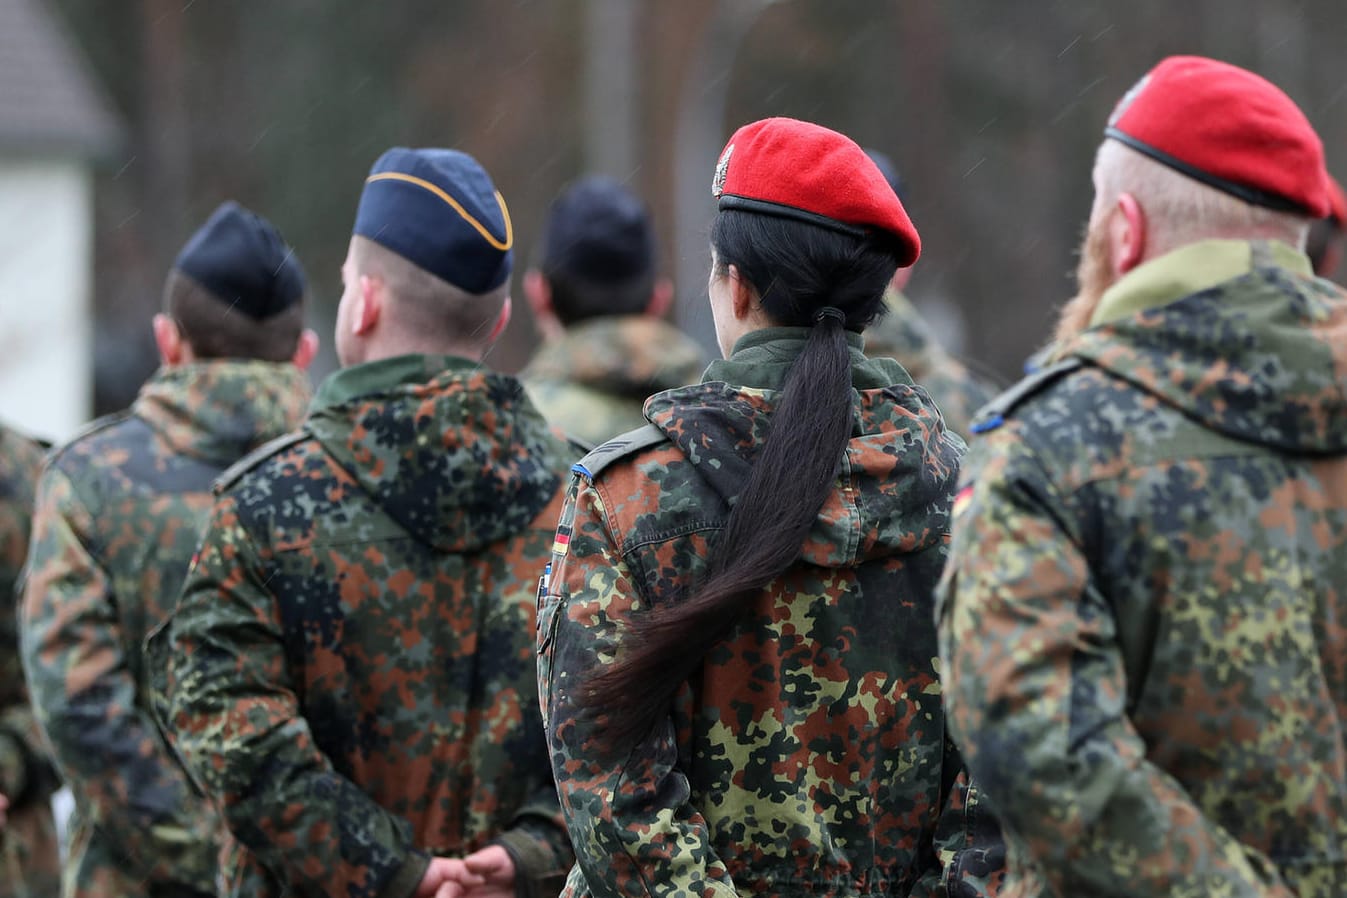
704, 326, 910, 392
312, 353, 480, 410
1089, 239, 1313, 328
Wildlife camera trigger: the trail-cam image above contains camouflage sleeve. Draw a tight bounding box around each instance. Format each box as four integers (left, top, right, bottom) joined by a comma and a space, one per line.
935, 430, 1293, 896
1, 582, 53, 812
0, 446, 55, 811
920, 743, 1006, 898
18, 465, 218, 885
539, 475, 737, 898
491, 782, 574, 898
165, 494, 430, 898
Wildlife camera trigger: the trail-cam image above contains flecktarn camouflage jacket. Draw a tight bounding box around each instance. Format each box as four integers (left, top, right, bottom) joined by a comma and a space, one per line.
540, 328, 1004, 898
0, 422, 58, 898
20, 361, 310, 898
521, 315, 706, 449
863, 288, 998, 441
938, 240, 1347, 897
160, 354, 576, 898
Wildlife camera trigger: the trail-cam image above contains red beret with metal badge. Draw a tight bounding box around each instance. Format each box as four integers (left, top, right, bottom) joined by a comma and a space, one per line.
712, 117, 921, 267
1105, 55, 1330, 218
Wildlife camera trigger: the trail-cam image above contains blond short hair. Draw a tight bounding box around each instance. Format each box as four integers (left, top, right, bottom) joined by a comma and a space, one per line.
351, 235, 507, 351
1094, 140, 1311, 255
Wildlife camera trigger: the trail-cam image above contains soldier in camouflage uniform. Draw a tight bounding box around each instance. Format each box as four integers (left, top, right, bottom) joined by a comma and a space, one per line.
938, 55, 1347, 896
540, 118, 1002, 898
0, 424, 59, 898
521, 176, 705, 448
863, 288, 995, 441
861, 150, 997, 440
19, 202, 317, 898
160, 148, 574, 898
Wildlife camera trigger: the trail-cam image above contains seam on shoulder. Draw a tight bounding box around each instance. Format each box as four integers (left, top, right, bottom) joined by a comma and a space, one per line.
45, 411, 133, 465
576, 423, 668, 481
969, 357, 1084, 433
215, 429, 310, 494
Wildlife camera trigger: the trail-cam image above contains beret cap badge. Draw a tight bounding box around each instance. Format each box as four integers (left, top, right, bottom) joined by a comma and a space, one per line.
712, 117, 921, 267
712, 144, 733, 198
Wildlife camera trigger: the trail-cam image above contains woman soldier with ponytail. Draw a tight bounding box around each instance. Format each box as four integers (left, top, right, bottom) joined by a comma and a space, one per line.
534, 118, 1002, 898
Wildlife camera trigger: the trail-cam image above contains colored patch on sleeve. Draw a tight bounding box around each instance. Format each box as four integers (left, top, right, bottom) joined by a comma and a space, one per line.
952, 484, 974, 518
551, 530, 570, 557
970, 414, 1004, 434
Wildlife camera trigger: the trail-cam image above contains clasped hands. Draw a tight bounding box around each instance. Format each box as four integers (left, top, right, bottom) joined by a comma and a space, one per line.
416, 844, 516, 898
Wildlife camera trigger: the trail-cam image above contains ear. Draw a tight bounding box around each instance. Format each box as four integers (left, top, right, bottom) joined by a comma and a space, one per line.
1110, 192, 1147, 276
727, 265, 758, 322
486, 295, 512, 344
353, 274, 382, 336
523, 271, 562, 341
891, 265, 914, 292
291, 328, 319, 369
645, 277, 675, 318
152, 314, 187, 366
523, 270, 551, 319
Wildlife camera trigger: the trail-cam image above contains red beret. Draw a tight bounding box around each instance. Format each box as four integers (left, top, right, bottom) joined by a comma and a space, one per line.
712, 117, 920, 266
1105, 56, 1329, 218
1328, 176, 1347, 225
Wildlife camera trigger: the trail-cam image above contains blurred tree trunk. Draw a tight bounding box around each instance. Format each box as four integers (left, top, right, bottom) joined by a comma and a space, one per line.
140, 0, 188, 270
671, 0, 782, 353
584, 0, 638, 179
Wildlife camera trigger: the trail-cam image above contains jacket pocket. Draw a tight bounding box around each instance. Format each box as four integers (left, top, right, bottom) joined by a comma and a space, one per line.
535, 581, 564, 730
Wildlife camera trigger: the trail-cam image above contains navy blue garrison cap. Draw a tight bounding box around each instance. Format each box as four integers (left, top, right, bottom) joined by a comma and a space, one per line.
354, 147, 514, 294
174, 201, 306, 319
542, 175, 654, 283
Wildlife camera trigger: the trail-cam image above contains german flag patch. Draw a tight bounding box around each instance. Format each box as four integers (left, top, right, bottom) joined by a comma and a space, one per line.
952, 485, 974, 519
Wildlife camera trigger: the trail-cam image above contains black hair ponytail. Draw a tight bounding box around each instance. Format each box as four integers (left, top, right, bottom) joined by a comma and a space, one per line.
579, 210, 901, 752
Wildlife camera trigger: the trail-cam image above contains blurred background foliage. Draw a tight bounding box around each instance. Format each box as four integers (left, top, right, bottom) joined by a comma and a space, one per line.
46, 0, 1347, 412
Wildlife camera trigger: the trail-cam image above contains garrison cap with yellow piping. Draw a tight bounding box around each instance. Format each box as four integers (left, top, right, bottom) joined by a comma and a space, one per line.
355, 147, 514, 294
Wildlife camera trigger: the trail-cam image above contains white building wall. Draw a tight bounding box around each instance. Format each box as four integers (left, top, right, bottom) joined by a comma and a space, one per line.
0, 156, 93, 444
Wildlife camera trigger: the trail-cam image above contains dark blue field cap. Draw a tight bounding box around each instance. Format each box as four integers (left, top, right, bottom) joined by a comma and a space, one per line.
542, 175, 654, 282
173, 201, 306, 319
863, 148, 907, 204
354, 147, 514, 294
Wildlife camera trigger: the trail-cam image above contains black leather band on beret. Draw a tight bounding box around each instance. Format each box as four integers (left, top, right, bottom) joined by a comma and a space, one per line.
1104, 127, 1312, 215
718, 195, 868, 239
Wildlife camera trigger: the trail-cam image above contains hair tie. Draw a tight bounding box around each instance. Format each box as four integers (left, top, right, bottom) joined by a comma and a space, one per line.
813, 306, 847, 326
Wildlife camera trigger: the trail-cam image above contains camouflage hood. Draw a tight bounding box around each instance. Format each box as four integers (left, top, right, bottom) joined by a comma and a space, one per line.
643, 327, 961, 567
133, 360, 311, 464
1068, 239, 1347, 454
523, 316, 706, 399
306, 353, 566, 552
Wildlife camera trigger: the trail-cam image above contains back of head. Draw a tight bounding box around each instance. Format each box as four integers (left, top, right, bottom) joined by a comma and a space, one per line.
710, 119, 919, 329
539, 175, 657, 325
1099, 55, 1329, 254
583, 116, 921, 750
347, 147, 514, 359
166, 201, 308, 361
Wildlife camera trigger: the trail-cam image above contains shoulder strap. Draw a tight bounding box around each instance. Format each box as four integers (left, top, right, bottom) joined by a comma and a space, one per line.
214, 429, 309, 494
46, 411, 131, 464
969, 357, 1084, 434
571, 423, 668, 481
